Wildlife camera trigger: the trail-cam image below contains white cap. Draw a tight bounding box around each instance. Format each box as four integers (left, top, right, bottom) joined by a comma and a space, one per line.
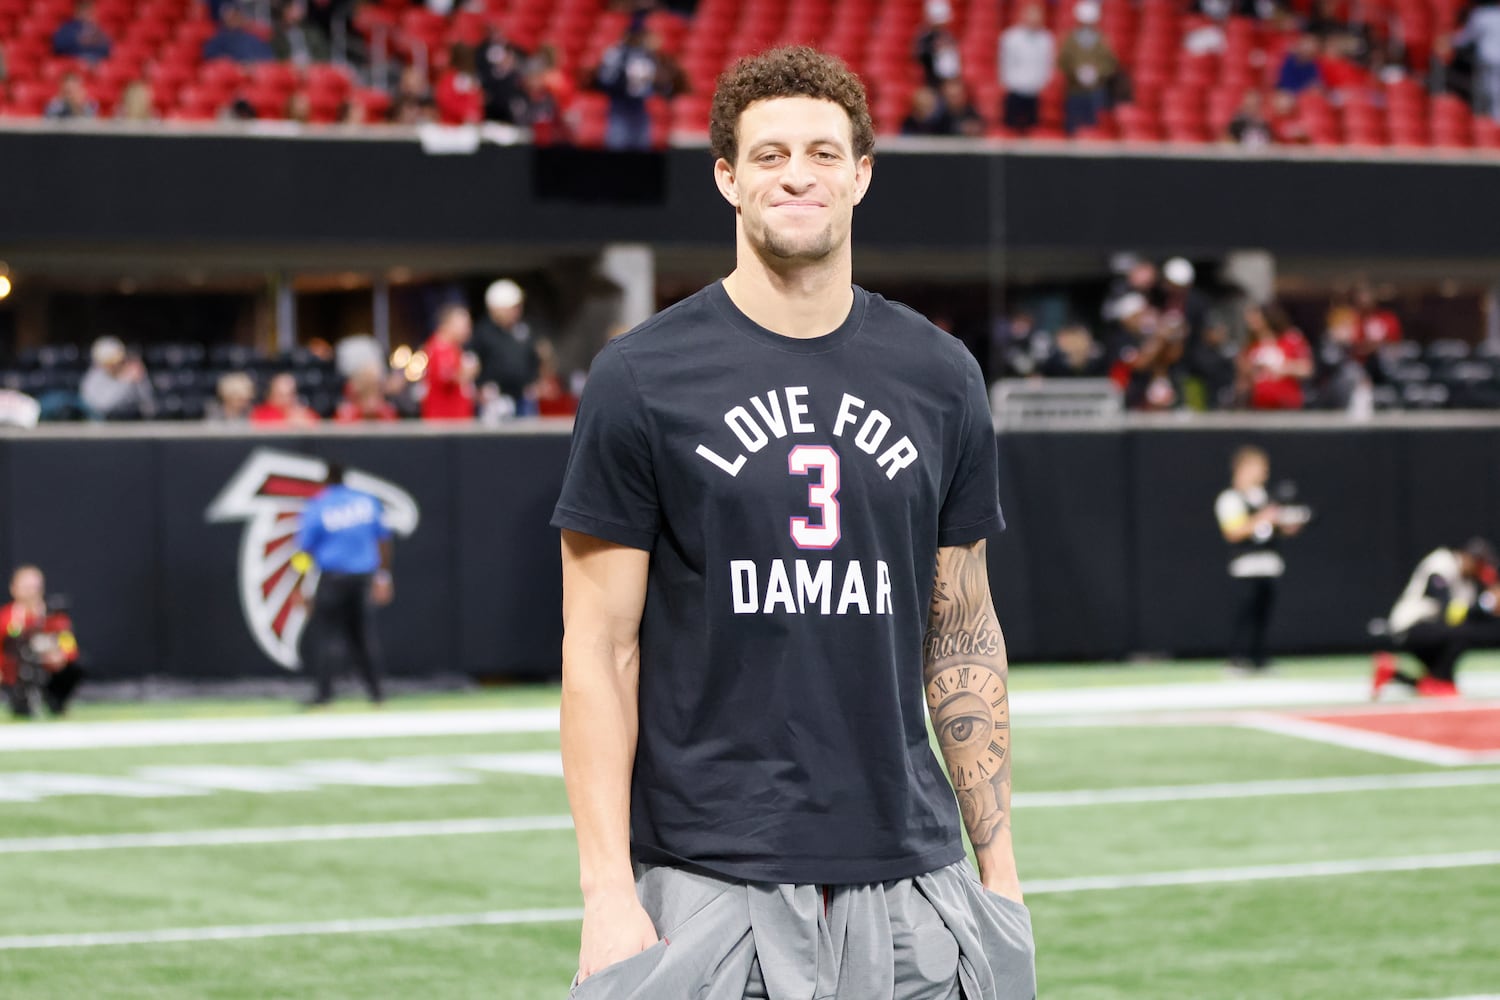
1163, 257, 1195, 287
1075, 0, 1101, 24
925, 0, 952, 24
1114, 292, 1148, 319
91, 335, 126, 366
485, 279, 524, 311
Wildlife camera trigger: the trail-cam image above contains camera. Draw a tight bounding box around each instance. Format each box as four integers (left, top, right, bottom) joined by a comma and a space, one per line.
1272, 481, 1314, 526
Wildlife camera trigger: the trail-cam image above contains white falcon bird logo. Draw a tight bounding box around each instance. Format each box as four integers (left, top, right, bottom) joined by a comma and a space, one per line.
206, 449, 420, 670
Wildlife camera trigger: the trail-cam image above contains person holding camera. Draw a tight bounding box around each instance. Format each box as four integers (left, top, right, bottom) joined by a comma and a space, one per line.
1373, 538, 1500, 698
1215, 446, 1306, 674
0, 566, 82, 718
292, 463, 393, 707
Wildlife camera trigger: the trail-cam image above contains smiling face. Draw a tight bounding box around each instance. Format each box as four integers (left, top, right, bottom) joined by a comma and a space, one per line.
715, 96, 872, 268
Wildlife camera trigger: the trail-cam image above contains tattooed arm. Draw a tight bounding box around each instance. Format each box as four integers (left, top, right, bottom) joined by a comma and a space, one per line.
924, 539, 1022, 901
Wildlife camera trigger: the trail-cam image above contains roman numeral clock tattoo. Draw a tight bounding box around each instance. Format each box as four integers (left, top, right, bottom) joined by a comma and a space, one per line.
924, 542, 1011, 848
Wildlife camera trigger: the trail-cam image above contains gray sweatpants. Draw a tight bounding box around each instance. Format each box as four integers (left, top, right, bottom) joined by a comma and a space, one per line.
568, 860, 1037, 1000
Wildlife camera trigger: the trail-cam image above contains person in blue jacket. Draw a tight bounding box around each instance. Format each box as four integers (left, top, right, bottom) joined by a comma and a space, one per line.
294, 462, 393, 706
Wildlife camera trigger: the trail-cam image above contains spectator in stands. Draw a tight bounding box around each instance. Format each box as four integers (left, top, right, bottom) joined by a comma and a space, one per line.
901, 87, 947, 135
938, 79, 986, 136
1238, 303, 1312, 409
205, 371, 255, 423
999, 4, 1055, 134
285, 90, 312, 124
202, 4, 275, 64
390, 65, 436, 125
1351, 285, 1403, 360
478, 27, 529, 124
80, 336, 154, 418
272, 0, 330, 68
339, 98, 367, 125
1109, 292, 1184, 410
521, 64, 571, 143
52, 1, 112, 63
44, 73, 98, 120
1, 566, 82, 718
1058, 0, 1118, 134
994, 311, 1051, 377
1104, 258, 1161, 322
1040, 324, 1109, 378
335, 364, 399, 422
1225, 90, 1274, 146
1454, 0, 1500, 119
115, 80, 157, 122
530, 340, 579, 417
1318, 33, 1374, 103
473, 279, 540, 408
1275, 34, 1323, 95
594, 18, 666, 150
421, 303, 479, 420
915, 0, 963, 89
251, 372, 320, 425
436, 44, 485, 125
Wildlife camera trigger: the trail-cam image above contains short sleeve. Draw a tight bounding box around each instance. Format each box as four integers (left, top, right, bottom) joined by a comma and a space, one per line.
1215, 491, 1247, 530
551, 343, 660, 551
938, 355, 1005, 547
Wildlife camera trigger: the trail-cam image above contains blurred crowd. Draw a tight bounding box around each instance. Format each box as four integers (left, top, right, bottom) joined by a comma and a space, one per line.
26, 0, 689, 149
0, 278, 580, 428
898, 0, 1500, 140
989, 255, 1454, 413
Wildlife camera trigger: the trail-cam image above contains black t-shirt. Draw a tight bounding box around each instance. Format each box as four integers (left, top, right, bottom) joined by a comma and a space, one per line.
552, 281, 1003, 885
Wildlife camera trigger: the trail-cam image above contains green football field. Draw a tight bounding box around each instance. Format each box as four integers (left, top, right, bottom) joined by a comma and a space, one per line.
1, 657, 1498, 999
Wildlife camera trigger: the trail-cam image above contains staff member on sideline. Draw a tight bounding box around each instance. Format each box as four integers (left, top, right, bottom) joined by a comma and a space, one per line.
293, 462, 393, 707
0, 566, 82, 717
1373, 538, 1500, 698
1215, 445, 1303, 674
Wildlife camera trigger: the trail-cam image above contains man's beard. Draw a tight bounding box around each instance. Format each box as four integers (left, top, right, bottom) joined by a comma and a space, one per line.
758, 221, 839, 262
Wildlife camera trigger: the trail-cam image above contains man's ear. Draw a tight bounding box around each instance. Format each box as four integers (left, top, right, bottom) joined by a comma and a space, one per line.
852, 154, 874, 206
714, 156, 740, 208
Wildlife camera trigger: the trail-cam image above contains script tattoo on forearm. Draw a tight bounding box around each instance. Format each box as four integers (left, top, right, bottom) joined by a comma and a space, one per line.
924, 540, 1011, 849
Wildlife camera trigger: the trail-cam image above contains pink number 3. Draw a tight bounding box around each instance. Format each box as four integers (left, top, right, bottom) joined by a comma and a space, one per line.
788, 445, 841, 550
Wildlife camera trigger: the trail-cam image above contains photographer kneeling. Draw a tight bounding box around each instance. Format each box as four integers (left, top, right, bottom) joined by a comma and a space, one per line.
1373, 539, 1500, 698
0, 566, 82, 718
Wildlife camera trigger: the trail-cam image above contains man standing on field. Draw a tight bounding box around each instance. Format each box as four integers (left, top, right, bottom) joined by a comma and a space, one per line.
552, 46, 1036, 999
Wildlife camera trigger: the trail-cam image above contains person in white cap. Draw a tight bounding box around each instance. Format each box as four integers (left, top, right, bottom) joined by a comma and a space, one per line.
1058, 0, 1117, 133
79, 335, 155, 420
472, 278, 540, 409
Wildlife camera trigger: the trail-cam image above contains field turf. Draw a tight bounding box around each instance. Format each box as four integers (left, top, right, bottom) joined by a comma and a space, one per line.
1, 656, 1497, 999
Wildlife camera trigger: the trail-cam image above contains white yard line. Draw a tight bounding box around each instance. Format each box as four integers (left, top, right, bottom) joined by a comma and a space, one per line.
1023, 850, 1500, 894
2, 849, 1496, 951
0, 708, 561, 752
1239, 713, 1500, 766
0, 908, 588, 950
0, 815, 575, 854
1014, 767, 1500, 807
5, 768, 1498, 855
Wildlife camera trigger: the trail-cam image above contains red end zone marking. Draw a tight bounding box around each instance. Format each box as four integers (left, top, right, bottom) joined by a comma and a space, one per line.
1297, 706, 1500, 753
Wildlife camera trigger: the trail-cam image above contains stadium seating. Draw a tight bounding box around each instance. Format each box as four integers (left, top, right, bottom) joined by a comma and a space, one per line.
0, 343, 343, 420
0, 0, 1492, 146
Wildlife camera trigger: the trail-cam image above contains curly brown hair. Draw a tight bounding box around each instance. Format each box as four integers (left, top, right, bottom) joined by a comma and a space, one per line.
709, 47, 875, 165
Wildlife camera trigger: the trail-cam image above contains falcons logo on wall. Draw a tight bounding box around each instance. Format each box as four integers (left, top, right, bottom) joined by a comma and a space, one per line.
206, 449, 420, 670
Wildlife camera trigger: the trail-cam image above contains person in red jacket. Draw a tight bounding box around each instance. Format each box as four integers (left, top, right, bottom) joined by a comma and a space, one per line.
421, 304, 480, 420
251, 373, 321, 426
1, 566, 82, 717
435, 43, 485, 125
1240, 303, 1313, 410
